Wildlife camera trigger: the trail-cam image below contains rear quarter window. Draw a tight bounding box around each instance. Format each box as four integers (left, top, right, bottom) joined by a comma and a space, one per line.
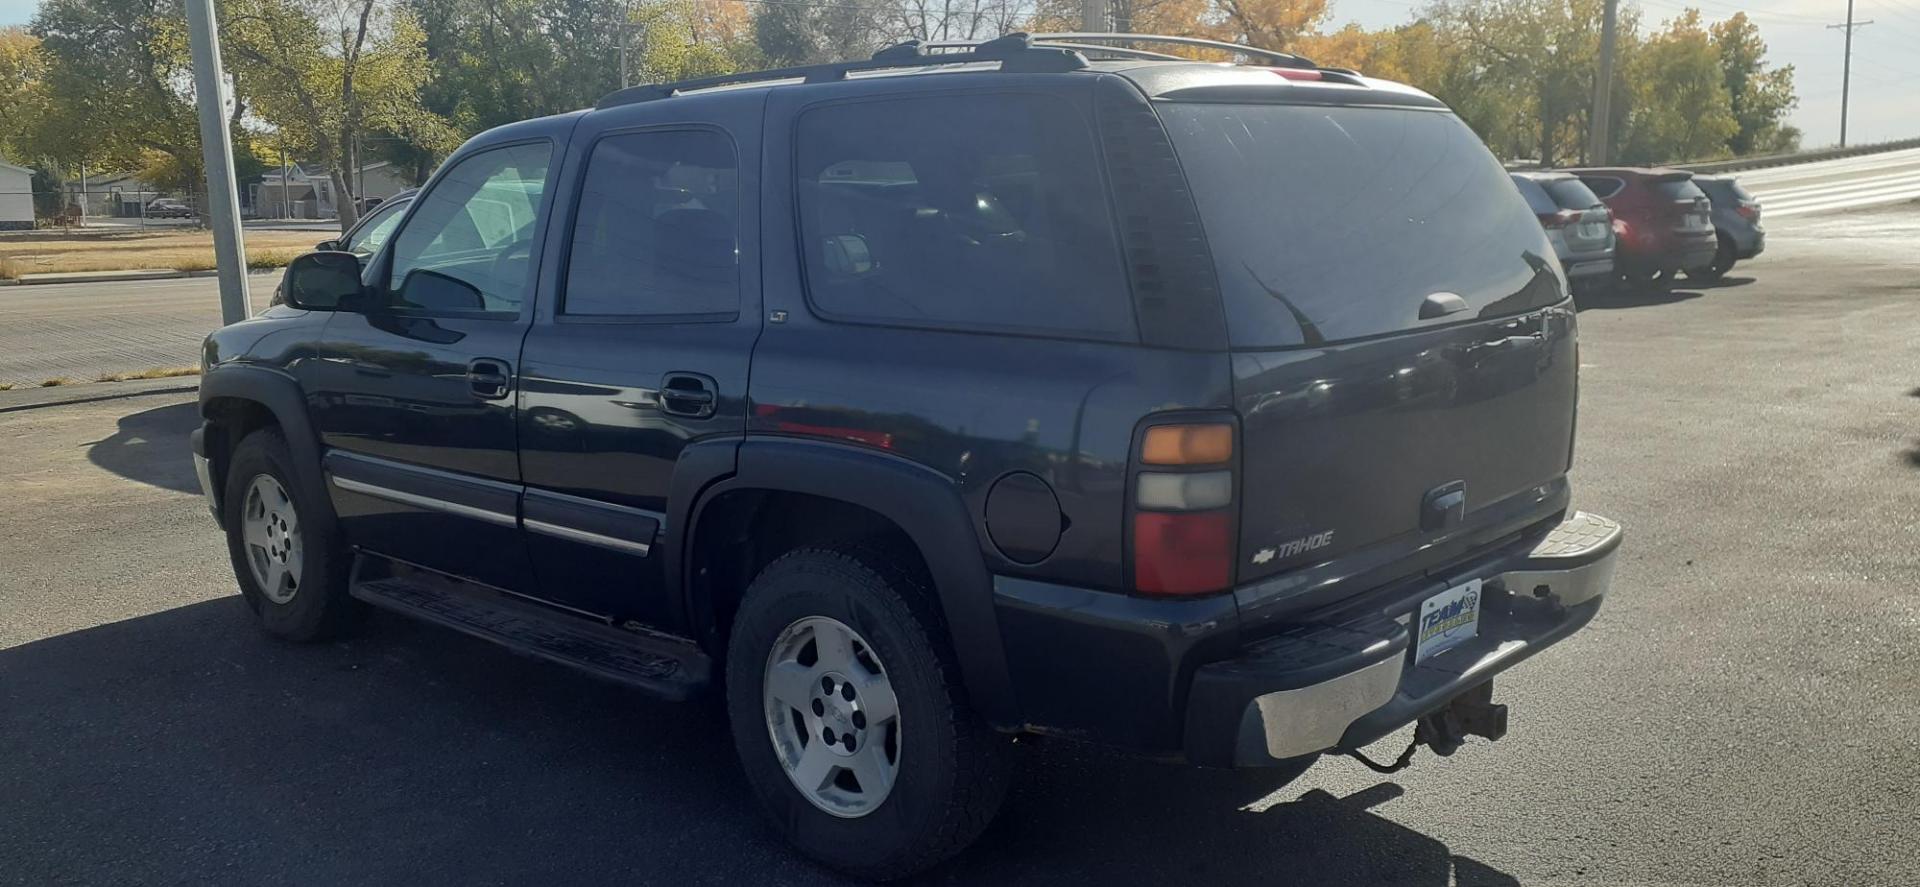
794, 92, 1134, 341
1163, 102, 1562, 348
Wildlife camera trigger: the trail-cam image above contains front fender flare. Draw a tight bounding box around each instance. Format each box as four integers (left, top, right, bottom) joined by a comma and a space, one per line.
197, 363, 329, 512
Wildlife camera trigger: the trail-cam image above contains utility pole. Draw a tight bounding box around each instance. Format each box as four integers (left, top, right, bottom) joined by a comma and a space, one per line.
184, 0, 251, 324
1828, 0, 1872, 147
1080, 0, 1106, 32
1587, 0, 1618, 165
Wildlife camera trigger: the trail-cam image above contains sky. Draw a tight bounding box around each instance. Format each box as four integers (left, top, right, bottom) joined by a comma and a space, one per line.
2, 0, 1915, 148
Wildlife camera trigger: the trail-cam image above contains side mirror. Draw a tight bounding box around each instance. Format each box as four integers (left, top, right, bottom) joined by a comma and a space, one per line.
282, 250, 365, 311
314, 238, 343, 252
399, 268, 486, 311
821, 234, 874, 276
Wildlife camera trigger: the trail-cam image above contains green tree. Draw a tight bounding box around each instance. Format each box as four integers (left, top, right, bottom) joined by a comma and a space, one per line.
30, 0, 206, 196
1617, 9, 1737, 163
753, 0, 888, 66
226, 0, 452, 230
1710, 12, 1797, 155
0, 28, 50, 160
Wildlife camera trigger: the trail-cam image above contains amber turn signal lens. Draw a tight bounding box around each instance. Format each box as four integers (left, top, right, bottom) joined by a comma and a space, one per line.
1141, 423, 1233, 465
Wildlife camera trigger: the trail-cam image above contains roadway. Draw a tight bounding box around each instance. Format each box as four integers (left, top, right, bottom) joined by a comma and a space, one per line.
1741, 147, 1920, 218
1, 202, 1917, 884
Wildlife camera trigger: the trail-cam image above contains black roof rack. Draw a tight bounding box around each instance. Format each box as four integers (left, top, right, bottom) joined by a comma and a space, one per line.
1028, 33, 1318, 69
596, 32, 1088, 109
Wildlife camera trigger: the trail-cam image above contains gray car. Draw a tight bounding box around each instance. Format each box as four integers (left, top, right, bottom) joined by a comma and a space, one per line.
1688, 174, 1765, 280
1511, 172, 1614, 292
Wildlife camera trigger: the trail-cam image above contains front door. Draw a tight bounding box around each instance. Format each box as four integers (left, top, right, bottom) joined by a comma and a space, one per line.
311, 139, 558, 591
515, 94, 763, 623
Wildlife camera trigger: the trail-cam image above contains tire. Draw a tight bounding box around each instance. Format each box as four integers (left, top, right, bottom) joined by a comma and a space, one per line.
726, 546, 1012, 880
1620, 265, 1673, 293
1687, 238, 1736, 281
221, 427, 360, 641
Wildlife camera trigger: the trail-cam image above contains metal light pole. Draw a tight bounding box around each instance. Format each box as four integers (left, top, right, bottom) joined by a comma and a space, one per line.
1587, 0, 1618, 165
1828, 0, 1873, 147
1081, 0, 1106, 32
183, 0, 251, 324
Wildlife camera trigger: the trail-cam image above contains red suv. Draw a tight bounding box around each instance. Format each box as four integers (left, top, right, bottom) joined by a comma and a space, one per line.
1567, 167, 1717, 291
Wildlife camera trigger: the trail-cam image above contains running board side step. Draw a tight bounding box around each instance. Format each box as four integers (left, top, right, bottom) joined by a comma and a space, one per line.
350, 575, 712, 701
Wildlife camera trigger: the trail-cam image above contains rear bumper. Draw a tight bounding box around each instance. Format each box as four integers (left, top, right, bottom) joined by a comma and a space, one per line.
1186, 511, 1618, 765
993, 511, 1621, 766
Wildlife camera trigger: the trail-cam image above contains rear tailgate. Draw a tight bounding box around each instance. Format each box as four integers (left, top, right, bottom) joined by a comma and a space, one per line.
1161, 101, 1577, 586
1655, 174, 1715, 236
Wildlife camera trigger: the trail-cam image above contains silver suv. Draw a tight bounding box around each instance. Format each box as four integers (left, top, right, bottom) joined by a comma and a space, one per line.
1512, 172, 1615, 293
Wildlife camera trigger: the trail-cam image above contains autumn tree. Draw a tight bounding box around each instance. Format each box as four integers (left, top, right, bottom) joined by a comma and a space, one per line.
0, 28, 49, 160
1710, 12, 1798, 155
1616, 9, 1736, 163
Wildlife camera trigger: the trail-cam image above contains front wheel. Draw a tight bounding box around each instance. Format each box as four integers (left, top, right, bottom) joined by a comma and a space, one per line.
222, 428, 360, 641
726, 547, 1011, 880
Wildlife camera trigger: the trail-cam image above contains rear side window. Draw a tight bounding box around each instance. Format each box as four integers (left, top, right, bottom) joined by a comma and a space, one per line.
794, 93, 1134, 340
1512, 176, 1557, 214
564, 129, 739, 317
1580, 177, 1625, 199
1162, 103, 1560, 348
1545, 178, 1603, 210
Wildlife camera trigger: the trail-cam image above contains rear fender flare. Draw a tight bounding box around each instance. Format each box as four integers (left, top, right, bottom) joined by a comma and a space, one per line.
682, 436, 1018, 728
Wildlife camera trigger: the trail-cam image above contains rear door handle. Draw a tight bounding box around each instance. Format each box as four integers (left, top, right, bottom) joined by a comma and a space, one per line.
660, 372, 717, 418
467, 358, 513, 400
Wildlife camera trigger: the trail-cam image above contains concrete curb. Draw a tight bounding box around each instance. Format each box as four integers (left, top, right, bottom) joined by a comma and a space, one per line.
12, 269, 186, 285
0, 377, 199, 414
0, 266, 285, 288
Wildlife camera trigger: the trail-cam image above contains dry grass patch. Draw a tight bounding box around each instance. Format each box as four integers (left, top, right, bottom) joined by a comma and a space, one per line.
93, 366, 201, 383
0, 228, 321, 277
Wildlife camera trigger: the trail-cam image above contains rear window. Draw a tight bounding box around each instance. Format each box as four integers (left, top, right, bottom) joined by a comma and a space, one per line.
1656, 179, 1706, 200
1544, 178, 1603, 210
795, 93, 1134, 340
1162, 103, 1561, 348
1512, 176, 1558, 214
1580, 176, 1624, 199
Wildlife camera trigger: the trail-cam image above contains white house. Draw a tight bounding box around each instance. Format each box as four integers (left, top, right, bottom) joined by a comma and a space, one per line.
0, 159, 35, 231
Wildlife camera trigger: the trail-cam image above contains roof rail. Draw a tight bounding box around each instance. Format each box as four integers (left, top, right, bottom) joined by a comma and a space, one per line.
595, 32, 1088, 109
1028, 32, 1318, 69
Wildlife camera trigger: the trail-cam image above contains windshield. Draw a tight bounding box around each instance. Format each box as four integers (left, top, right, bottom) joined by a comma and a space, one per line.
1162, 102, 1561, 348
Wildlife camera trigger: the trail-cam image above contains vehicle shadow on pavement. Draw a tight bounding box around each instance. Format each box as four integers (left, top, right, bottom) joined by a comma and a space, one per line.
1573, 288, 1705, 311
1686, 275, 1756, 290
0, 598, 1517, 887
83, 400, 199, 495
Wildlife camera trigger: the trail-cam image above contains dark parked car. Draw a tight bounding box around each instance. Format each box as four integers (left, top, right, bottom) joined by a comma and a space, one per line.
1688, 174, 1765, 280
191, 33, 1621, 879
145, 197, 194, 219
317, 188, 416, 257
1511, 171, 1614, 292
1566, 167, 1717, 291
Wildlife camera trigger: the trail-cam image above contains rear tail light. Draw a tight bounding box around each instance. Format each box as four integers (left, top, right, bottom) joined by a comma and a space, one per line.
1737, 203, 1761, 221
1132, 421, 1236, 596
1537, 209, 1580, 229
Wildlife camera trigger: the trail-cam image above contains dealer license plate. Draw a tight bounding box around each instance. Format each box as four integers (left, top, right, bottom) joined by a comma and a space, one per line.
1416, 578, 1483, 664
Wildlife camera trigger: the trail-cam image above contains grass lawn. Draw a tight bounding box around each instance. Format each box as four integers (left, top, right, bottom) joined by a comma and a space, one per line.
0, 228, 323, 278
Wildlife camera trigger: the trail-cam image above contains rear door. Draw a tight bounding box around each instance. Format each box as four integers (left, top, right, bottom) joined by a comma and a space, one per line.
1161, 101, 1576, 587
513, 92, 762, 624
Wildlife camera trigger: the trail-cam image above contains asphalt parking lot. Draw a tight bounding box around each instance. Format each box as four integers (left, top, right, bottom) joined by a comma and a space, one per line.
2, 206, 1917, 886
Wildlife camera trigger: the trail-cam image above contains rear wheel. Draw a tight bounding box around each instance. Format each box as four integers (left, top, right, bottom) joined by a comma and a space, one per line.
726, 546, 1011, 880
222, 428, 360, 641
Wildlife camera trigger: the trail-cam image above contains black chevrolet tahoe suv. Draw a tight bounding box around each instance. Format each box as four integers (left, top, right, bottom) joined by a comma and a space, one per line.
191, 34, 1622, 879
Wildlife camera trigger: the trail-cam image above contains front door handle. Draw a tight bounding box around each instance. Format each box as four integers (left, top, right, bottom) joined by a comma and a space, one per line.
660, 372, 717, 418
467, 358, 513, 400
